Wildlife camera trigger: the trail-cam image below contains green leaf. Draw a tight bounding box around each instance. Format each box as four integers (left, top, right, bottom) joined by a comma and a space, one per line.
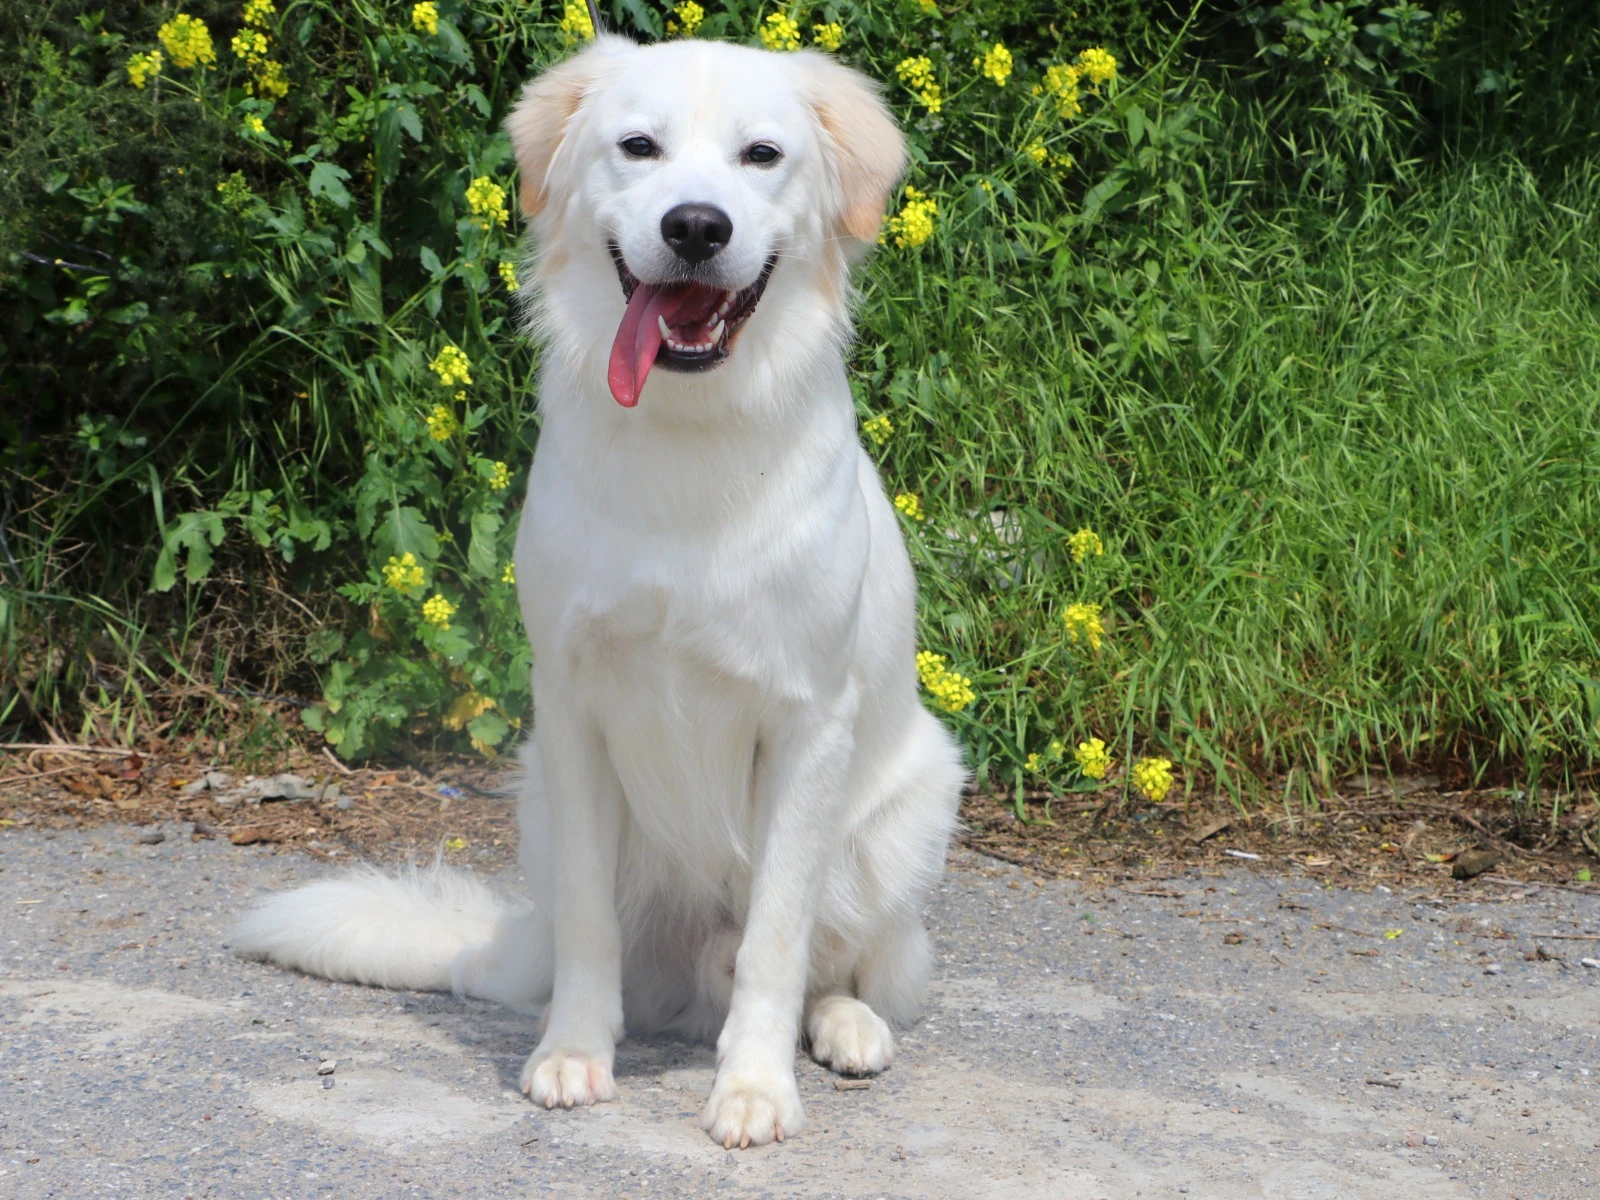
396, 102, 423, 142
348, 264, 384, 324
308, 161, 353, 209
419, 245, 445, 278
379, 505, 438, 562
468, 510, 503, 579
467, 710, 510, 749
466, 708, 511, 748
105, 302, 149, 325
433, 19, 471, 66
616, 0, 664, 37
151, 510, 226, 591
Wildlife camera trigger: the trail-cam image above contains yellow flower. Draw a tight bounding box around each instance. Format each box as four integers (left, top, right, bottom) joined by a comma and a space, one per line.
126, 50, 163, 89
465, 175, 509, 229
884, 185, 937, 249
558, 0, 594, 41
489, 461, 511, 491
158, 14, 216, 70
1048, 738, 1065, 757
1077, 46, 1118, 90
916, 651, 976, 713
916, 0, 938, 12
231, 28, 268, 64
974, 42, 1012, 88
1068, 528, 1104, 564
1024, 139, 1049, 166
1043, 62, 1083, 118
422, 593, 456, 629
382, 552, 425, 592
1062, 601, 1107, 650
893, 492, 924, 521
1130, 757, 1174, 802
759, 13, 801, 52
243, 0, 276, 26
498, 261, 521, 292
861, 414, 894, 446
667, 1, 704, 37
978, 179, 994, 194
429, 345, 473, 388
1074, 737, 1113, 781
443, 690, 496, 731
1024, 752, 1044, 774
426, 404, 459, 442
895, 56, 942, 113
412, 2, 439, 35
252, 59, 289, 100
501, 562, 517, 584
443, 835, 467, 851
812, 22, 844, 52
244, 114, 267, 136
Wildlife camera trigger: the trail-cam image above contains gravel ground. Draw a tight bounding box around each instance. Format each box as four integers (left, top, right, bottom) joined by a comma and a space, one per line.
2, 825, 1597, 1199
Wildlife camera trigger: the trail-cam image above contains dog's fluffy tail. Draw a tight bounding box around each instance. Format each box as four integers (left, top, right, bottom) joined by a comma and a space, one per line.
229, 863, 504, 993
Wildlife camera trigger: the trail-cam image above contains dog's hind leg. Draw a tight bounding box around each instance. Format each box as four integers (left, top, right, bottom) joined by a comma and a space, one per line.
451, 907, 554, 1012
804, 990, 895, 1076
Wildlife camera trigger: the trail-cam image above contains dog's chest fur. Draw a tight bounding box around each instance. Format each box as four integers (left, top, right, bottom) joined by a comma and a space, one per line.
518, 403, 868, 888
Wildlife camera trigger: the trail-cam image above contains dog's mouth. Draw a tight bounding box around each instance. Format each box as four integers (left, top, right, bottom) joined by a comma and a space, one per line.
605, 243, 777, 408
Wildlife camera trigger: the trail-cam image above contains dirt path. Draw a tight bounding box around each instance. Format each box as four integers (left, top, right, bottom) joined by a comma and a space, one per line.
2, 826, 1597, 1198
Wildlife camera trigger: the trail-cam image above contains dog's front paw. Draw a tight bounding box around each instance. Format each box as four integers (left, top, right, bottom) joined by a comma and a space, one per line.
806, 994, 894, 1076
521, 1045, 619, 1109
700, 1064, 805, 1149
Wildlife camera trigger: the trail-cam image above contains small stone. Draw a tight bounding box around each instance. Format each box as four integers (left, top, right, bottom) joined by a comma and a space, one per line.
320, 1076, 335, 1090
317, 1059, 337, 1075
136, 827, 165, 845
1580, 958, 1600, 969
1423, 1135, 1440, 1147
1484, 963, 1503, 975
336, 795, 354, 811
1452, 850, 1498, 880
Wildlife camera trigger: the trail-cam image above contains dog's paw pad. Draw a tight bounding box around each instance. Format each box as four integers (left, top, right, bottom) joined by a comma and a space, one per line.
700, 1069, 804, 1149
806, 995, 894, 1076
520, 1047, 618, 1109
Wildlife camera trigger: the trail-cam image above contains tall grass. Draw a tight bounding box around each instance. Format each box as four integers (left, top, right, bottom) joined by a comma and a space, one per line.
865, 144, 1600, 796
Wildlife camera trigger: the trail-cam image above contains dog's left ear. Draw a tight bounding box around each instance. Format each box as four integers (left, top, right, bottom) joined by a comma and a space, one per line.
801, 53, 907, 245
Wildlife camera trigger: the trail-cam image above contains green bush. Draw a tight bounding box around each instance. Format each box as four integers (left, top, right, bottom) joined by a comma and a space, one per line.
4, 1, 1598, 804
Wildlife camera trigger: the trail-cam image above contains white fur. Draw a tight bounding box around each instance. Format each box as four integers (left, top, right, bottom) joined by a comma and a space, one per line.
230, 37, 965, 1150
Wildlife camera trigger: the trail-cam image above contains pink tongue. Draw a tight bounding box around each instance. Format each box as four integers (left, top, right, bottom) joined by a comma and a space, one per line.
606, 283, 720, 408
607, 284, 668, 408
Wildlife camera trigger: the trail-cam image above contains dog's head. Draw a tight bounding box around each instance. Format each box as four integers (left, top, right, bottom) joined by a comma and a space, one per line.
507, 37, 905, 411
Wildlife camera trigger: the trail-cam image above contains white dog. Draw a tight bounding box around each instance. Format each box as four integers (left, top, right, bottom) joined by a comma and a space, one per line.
231, 35, 965, 1150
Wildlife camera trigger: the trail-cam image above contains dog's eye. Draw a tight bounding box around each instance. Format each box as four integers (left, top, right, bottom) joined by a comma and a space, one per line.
742, 142, 782, 166
619, 135, 659, 159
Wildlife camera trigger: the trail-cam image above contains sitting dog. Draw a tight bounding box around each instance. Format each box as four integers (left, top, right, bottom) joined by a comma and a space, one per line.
232, 34, 965, 1149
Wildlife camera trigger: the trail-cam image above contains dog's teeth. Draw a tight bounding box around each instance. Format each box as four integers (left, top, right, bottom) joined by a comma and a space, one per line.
707, 314, 724, 338
657, 315, 672, 340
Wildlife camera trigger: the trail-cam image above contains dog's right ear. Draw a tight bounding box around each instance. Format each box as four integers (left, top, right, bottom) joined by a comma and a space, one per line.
506, 40, 619, 218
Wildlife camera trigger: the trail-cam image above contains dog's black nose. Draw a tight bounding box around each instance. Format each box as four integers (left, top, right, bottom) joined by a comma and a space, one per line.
660, 203, 732, 265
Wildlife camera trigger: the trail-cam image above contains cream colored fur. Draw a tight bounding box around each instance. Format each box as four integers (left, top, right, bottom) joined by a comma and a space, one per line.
231, 36, 964, 1149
